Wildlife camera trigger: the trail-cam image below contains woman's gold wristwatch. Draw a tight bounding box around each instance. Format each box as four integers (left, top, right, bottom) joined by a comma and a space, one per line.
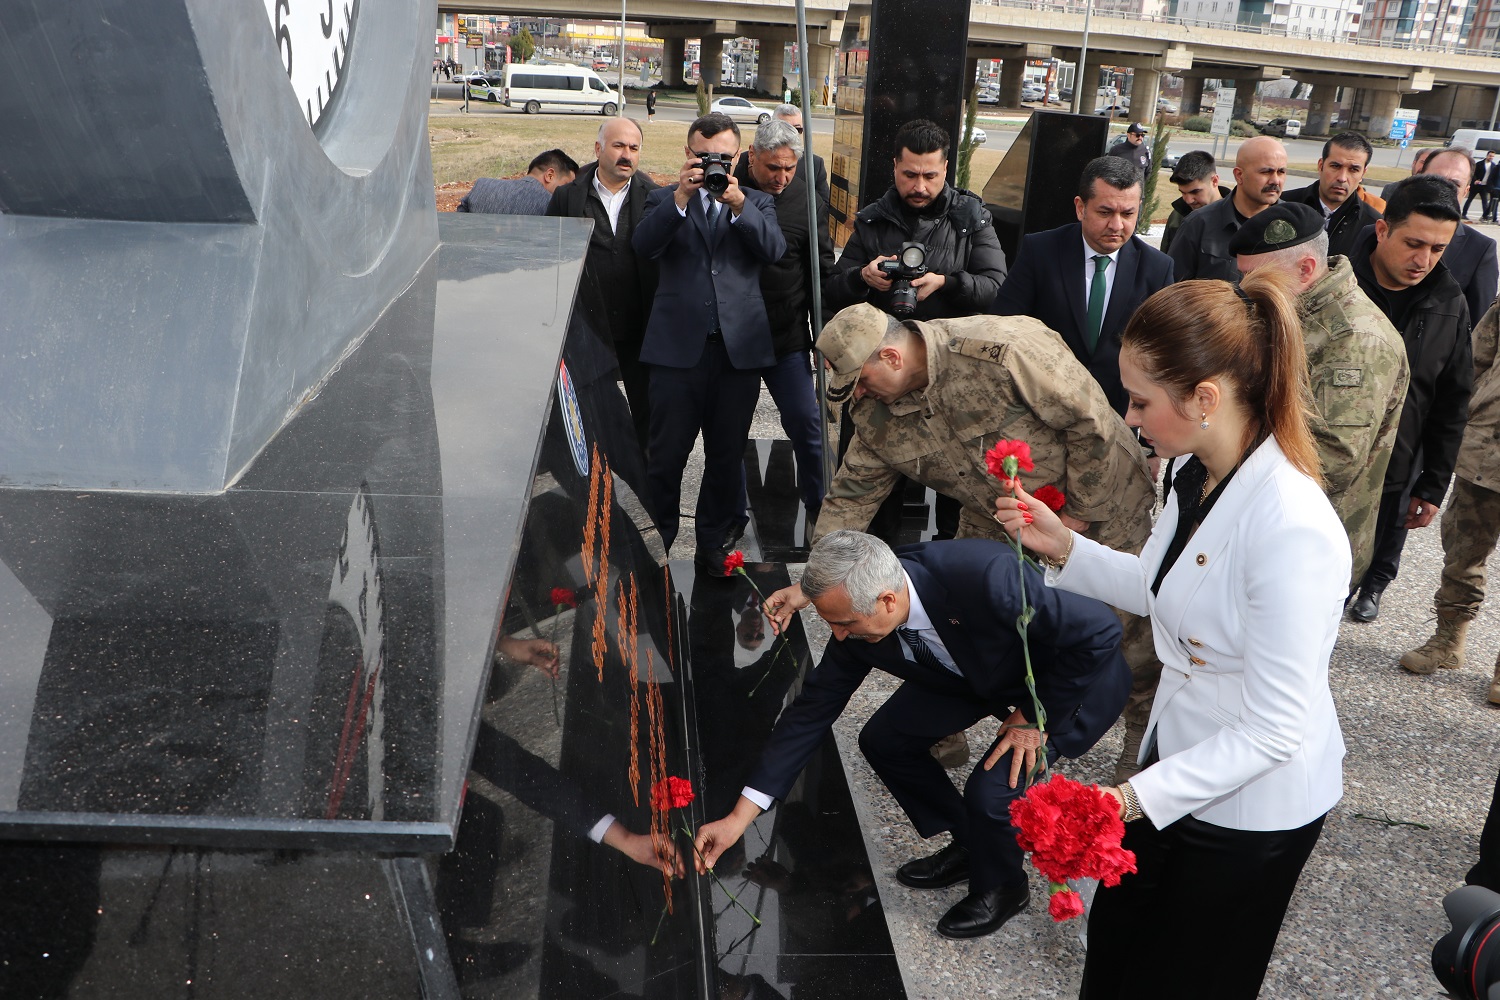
1119, 780, 1144, 823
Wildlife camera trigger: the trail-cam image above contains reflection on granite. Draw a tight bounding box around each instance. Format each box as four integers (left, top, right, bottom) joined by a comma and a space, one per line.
682, 562, 907, 1000
0, 216, 592, 850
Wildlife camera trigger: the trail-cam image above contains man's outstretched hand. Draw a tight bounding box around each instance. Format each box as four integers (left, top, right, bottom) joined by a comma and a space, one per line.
762, 583, 810, 636
693, 796, 764, 873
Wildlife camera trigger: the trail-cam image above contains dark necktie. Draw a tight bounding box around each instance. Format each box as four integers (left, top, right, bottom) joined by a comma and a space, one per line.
1086, 254, 1110, 352
897, 625, 945, 674
706, 197, 720, 233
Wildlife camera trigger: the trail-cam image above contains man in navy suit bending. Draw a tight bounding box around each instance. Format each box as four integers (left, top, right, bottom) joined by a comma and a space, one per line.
991, 155, 1175, 418
633, 113, 787, 572
693, 531, 1130, 939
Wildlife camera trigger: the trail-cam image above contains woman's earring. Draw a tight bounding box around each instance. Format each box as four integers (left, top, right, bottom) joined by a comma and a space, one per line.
1200, 412, 1210, 430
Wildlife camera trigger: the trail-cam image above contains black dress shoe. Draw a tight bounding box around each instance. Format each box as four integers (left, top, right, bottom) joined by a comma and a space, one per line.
936, 885, 1030, 939
895, 843, 969, 889
694, 545, 731, 577
1348, 588, 1383, 622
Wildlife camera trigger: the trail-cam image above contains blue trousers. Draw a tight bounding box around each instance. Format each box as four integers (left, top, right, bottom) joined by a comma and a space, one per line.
737, 350, 825, 517
857, 680, 1057, 893
646, 338, 762, 552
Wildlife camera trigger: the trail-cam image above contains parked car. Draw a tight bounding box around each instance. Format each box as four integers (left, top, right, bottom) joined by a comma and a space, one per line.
966, 125, 987, 145
709, 96, 773, 124
1157, 98, 1179, 114
1260, 117, 1302, 138
1059, 86, 1075, 103
977, 87, 1000, 105
1021, 83, 1045, 102
465, 76, 503, 101
1162, 153, 1181, 171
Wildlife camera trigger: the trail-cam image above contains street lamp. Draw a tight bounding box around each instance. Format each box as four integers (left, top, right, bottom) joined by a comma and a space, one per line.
1072, 0, 1094, 116
617, 0, 627, 112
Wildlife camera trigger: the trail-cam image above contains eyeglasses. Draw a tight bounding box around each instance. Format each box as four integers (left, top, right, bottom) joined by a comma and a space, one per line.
792, 124, 804, 133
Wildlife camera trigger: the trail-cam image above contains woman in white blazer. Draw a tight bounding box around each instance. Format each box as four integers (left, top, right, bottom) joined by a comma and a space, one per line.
994, 270, 1349, 999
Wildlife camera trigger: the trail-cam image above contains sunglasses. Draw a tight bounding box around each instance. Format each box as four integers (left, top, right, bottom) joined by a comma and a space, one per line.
792, 124, 804, 133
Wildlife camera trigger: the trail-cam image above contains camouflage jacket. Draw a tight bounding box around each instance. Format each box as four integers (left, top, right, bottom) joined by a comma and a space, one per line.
1300, 256, 1410, 585
815, 315, 1154, 553
1456, 294, 1500, 492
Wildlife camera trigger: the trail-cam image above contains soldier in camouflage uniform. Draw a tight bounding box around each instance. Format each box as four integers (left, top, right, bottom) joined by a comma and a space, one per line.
1401, 294, 1500, 705
1233, 202, 1410, 589
764, 302, 1159, 781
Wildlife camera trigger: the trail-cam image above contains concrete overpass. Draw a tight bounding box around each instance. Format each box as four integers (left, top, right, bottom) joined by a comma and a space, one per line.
444, 0, 1500, 136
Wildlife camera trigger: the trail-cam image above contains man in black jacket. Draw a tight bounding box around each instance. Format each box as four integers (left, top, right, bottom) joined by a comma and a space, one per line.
1347, 175, 1474, 622
1159, 150, 1228, 256
826, 119, 1007, 321
1283, 131, 1382, 261
732, 119, 835, 525
546, 117, 658, 448
1168, 135, 1286, 282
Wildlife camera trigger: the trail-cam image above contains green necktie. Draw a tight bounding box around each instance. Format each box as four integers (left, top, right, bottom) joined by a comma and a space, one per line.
1086, 254, 1110, 353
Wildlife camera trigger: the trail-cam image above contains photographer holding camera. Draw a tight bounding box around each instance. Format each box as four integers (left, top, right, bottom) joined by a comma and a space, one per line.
827, 119, 1007, 322
633, 113, 787, 574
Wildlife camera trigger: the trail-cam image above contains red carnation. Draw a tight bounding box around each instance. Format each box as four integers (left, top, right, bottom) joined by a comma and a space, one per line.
1048, 888, 1086, 921
723, 550, 746, 575
985, 439, 1034, 480
1010, 774, 1136, 921
1033, 485, 1067, 513
551, 587, 578, 608
651, 775, 695, 811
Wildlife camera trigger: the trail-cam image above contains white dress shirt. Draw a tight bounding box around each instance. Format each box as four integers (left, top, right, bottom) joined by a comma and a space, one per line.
591, 174, 630, 233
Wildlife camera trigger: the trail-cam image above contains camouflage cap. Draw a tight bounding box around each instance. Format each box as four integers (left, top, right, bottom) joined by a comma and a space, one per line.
817, 303, 895, 402
1227, 201, 1326, 257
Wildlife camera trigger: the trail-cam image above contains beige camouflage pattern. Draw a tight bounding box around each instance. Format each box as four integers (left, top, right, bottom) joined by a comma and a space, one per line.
1299, 257, 1410, 588
1431, 477, 1500, 618
1455, 295, 1500, 492
814, 312, 1162, 727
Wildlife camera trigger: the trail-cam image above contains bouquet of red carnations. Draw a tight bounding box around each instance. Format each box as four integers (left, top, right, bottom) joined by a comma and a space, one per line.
1009, 774, 1137, 921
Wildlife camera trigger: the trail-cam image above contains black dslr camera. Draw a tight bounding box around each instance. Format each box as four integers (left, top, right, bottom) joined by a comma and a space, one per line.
876, 242, 929, 317
697, 152, 735, 195
1434, 884, 1500, 999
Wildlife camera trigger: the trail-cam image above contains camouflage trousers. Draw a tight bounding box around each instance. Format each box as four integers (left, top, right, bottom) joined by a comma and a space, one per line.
955, 508, 1161, 731
1434, 477, 1500, 619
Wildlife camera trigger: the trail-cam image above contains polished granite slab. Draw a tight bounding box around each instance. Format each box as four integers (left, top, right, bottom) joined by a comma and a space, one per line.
0, 214, 613, 851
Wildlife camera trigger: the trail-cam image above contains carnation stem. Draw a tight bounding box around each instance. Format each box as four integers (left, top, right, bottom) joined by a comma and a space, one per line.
679, 818, 762, 927
1003, 467, 1049, 786
747, 635, 793, 698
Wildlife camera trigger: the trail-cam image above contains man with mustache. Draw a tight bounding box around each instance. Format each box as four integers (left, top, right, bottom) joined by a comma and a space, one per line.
1283, 131, 1384, 260
1166, 135, 1287, 282
1345, 175, 1473, 622
547, 117, 659, 447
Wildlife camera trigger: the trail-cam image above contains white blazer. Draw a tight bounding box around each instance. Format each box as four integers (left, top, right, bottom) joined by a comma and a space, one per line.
1049, 436, 1349, 832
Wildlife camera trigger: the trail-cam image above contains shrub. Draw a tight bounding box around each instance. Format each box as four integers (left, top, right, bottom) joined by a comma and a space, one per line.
1183, 116, 1211, 133
1231, 119, 1261, 137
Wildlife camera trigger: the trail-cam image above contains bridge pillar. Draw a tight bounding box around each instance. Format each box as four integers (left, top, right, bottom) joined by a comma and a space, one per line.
807, 42, 835, 107
1360, 87, 1401, 141
1226, 81, 1254, 122
1305, 83, 1340, 136
662, 37, 684, 87
701, 35, 729, 87
749, 33, 790, 97
1182, 77, 1204, 117
1082, 59, 1105, 111
999, 55, 1026, 108
1130, 69, 1162, 125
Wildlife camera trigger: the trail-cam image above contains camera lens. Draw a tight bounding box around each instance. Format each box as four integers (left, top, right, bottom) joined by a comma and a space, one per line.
702, 156, 730, 195
900, 244, 927, 269
1434, 885, 1500, 1000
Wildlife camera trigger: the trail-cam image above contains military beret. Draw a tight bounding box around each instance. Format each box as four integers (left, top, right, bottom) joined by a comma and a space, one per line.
817, 304, 898, 402
1227, 202, 1326, 256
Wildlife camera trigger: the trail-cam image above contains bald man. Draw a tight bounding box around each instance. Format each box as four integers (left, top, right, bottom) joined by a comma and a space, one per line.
1167, 135, 1288, 282
1418, 147, 1499, 327
547, 117, 660, 446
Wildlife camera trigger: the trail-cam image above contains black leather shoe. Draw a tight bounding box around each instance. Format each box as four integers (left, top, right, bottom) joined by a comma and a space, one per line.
896, 843, 969, 889
1349, 588, 1383, 622
694, 545, 731, 578
936, 885, 1030, 939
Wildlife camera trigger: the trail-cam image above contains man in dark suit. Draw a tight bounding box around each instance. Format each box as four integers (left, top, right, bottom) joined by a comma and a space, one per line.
991, 155, 1176, 417
547, 117, 658, 448
632, 113, 787, 572
694, 531, 1130, 939
1418, 147, 1499, 327
1467, 150, 1497, 222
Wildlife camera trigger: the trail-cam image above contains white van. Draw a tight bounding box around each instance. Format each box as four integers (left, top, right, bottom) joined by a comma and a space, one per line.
1448, 129, 1500, 157
502, 63, 619, 116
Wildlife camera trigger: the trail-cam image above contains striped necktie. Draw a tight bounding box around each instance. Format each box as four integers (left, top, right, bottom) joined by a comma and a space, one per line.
897, 625, 945, 674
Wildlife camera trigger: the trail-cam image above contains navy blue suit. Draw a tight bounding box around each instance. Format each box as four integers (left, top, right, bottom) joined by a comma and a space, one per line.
746, 540, 1130, 892
632, 185, 786, 551
992, 224, 1175, 417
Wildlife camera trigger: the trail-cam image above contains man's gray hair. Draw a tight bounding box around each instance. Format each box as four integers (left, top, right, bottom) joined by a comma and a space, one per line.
753, 119, 803, 157
802, 530, 906, 613
774, 103, 801, 120
1256, 227, 1329, 275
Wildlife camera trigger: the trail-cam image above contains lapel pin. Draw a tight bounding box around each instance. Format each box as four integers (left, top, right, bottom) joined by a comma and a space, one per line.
949, 618, 960, 625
